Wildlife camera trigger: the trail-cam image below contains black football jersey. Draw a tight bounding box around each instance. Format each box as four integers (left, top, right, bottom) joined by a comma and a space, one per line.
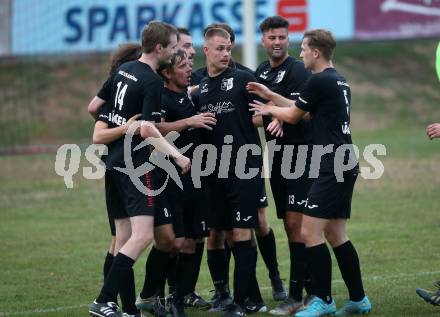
97, 74, 113, 101
255, 56, 311, 144
95, 73, 114, 121
161, 87, 201, 158
192, 67, 263, 175
98, 60, 163, 169
161, 87, 203, 186
296, 68, 358, 173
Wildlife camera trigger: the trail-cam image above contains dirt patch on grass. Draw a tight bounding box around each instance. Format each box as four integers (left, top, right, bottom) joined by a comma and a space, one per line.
351, 110, 391, 132
357, 156, 440, 191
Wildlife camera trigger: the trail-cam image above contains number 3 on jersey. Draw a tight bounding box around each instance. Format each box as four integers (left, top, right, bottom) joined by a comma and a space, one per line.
114, 81, 128, 111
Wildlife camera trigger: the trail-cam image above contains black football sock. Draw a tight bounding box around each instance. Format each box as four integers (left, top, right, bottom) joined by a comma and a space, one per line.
304, 265, 314, 296
306, 243, 332, 304
289, 242, 306, 301
167, 255, 178, 295
231, 240, 256, 307
176, 253, 195, 300
207, 249, 229, 294
247, 246, 263, 303
103, 252, 114, 281
256, 228, 280, 279
96, 252, 135, 304
119, 266, 138, 314
188, 242, 204, 293
140, 247, 171, 298
224, 240, 232, 288
333, 241, 365, 302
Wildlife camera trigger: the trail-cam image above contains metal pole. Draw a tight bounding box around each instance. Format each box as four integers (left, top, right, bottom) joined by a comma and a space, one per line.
243, 0, 257, 70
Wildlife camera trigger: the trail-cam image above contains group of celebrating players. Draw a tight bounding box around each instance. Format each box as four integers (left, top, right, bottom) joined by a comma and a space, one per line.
87, 15, 372, 317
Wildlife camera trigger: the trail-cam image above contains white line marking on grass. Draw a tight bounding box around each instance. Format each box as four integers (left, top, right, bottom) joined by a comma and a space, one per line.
256, 270, 440, 293
2, 270, 440, 316
0, 304, 88, 316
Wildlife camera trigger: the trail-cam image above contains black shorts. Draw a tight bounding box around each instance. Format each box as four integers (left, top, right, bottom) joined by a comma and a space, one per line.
257, 180, 269, 209
206, 177, 261, 230
303, 172, 358, 219
107, 210, 116, 236
166, 181, 209, 239
153, 193, 173, 227
269, 144, 313, 219
105, 169, 172, 227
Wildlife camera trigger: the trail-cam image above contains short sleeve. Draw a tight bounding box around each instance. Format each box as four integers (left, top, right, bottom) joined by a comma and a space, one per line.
242, 71, 264, 103
142, 78, 163, 123
296, 75, 321, 113
96, 102, 111, 123
97, 75, 114, 101
286, 63, 311, 101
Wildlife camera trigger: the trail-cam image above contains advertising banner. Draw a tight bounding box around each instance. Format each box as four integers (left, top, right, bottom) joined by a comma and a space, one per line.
6, 0, 353, 55
356, 0, 440, 39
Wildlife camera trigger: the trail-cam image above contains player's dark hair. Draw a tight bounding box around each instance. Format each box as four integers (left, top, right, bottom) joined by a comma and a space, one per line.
176, 27, 191, 42
204, 28, 230, 41
204, 23, 235, 43
177, 27, 191, 36
158, 49, 187, 81
109, 43, 141, 75
141, 21, 178, 54
259, 16, 289, 33
303, 29, 336, 61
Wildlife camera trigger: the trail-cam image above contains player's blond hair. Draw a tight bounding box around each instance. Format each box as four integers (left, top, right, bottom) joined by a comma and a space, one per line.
204, 28, 230, 42
303, 29, 336, 61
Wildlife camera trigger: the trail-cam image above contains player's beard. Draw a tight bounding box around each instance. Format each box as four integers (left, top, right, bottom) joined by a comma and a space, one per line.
270, 47, 287, 62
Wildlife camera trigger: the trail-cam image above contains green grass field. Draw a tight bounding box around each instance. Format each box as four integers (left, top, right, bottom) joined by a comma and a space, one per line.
1, 39, 440, 316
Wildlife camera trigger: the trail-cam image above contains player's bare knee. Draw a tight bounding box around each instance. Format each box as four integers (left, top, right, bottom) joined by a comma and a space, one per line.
255, 225, 270, 237
284, 217, 301, 241
208, 230, 225, 249
156, 235, 175, 253
181, 238, 196, 253
231, 228, 252, 242
131, 232, 153, 251
300, 226, 315, 245
173, 237, 185, 252
115, 235, 128, 249
115, 229, 131, 247
257, 208, 269, 229
324, 229, 348, 248
286, 220, 301, 235
256, 214, 270, 237
109, 237, 116, 254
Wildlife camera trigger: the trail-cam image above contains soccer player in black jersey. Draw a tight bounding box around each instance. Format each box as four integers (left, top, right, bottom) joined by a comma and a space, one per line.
192, 27, 265, 317
172, 28, 211, 309
247, 29, 371, 317
255, 16, 313, 315
88, 21, 191, 317
192, 23, 281, 312
154, 49, 216, 317
87, 43, 142, 317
